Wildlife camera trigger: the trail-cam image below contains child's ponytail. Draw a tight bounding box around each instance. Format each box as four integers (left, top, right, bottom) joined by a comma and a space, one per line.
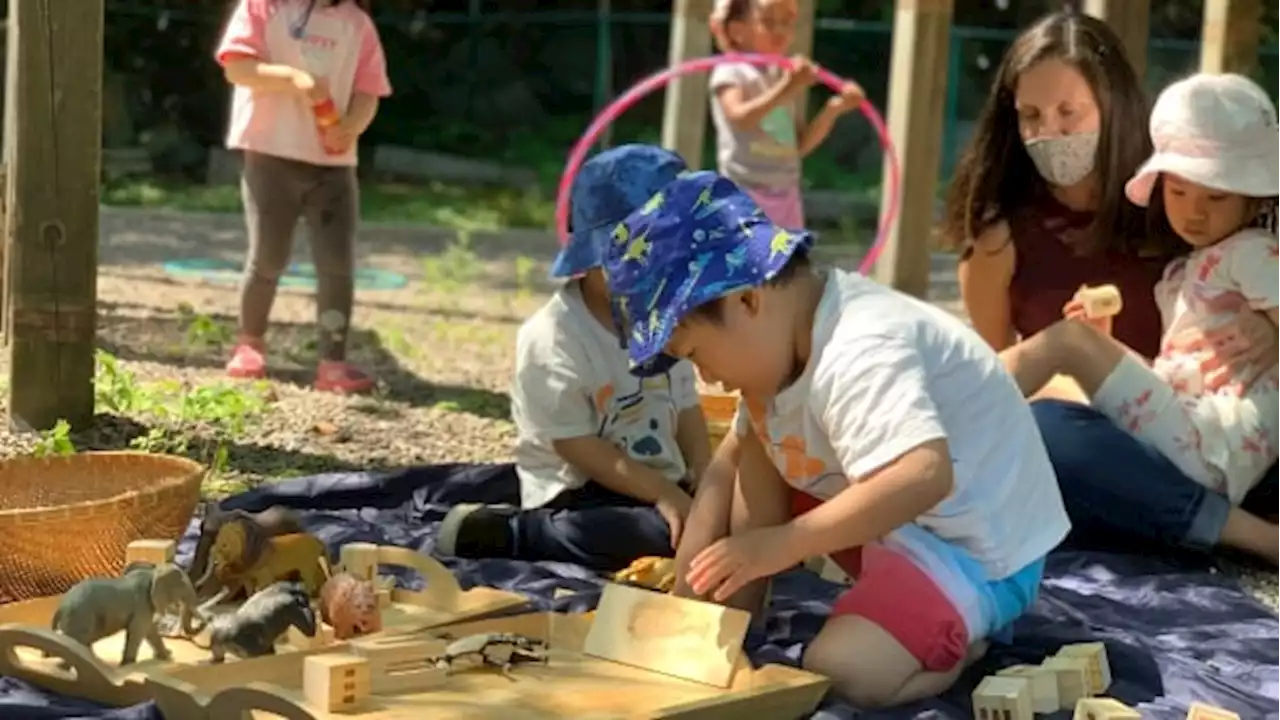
710, 0, 751, 53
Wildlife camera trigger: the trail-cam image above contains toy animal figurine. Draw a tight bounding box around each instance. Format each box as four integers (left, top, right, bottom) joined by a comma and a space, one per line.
614, 556, 677, 592
428, 632, 549, 677
319, 572, 382, 640
51, 563, 204, 666
194, 582, 317, 664
188, 504, 302, 600
211, 532, 331, 603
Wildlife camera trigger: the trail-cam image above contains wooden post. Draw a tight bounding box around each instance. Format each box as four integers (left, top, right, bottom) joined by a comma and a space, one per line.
661, 0, 715, 169
1082, 0, 1151, 81
873, 0, 952, 299
6, 0, 102, 431
1200, 0, 1261, 76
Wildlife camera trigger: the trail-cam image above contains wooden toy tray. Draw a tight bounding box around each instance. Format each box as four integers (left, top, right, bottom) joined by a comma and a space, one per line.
0, 584, 830, 719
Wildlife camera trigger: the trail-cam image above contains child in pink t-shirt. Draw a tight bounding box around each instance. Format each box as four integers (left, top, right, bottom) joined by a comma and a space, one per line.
215, 0, 391, 393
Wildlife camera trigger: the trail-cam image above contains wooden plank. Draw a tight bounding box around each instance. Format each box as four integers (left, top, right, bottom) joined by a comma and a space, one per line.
791, 0, 816, 122
873, 0, 953, 298
1083, 0, 1151, 81
661, 0, 716, 169
582, 582, 750, 689
1200, 0, 1262, 76
6, 0, 102, 431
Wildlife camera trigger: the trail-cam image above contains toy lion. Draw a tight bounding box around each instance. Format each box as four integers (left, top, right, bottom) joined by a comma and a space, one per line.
614, 556, 677, 592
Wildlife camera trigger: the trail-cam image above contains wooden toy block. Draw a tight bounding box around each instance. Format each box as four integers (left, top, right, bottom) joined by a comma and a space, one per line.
1074, 284, 1123, 319
1057, 641, 1112, 694
996, 664, 1059, 714
1185, 702, 1242, 720
303, 653, 371, 713
376, 587, 392, 608
971, 675, 1033, 720
125, 539, 175, 566
338, 542, 380, 582
1073, 697, 1140, 719
1041, 656, 1091, 709
349, 637, 449, 695
287, 622, 336, 650
583, 582, 751, 688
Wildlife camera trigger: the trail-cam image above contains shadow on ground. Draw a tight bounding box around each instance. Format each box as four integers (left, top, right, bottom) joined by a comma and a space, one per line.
96, 303, 512, 422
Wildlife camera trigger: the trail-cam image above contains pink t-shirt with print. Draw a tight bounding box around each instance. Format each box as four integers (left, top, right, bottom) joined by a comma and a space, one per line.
216, 0, 391, 167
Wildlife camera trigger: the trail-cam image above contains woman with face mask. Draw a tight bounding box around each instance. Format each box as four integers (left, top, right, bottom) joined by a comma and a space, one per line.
943, 10, 1278, 559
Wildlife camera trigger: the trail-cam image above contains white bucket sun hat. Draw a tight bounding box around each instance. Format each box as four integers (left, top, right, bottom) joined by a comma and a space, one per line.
1125, 73, 1280, 207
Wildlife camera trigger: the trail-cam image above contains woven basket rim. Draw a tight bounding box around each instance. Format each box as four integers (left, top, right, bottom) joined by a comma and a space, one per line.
0, 451, 205, 522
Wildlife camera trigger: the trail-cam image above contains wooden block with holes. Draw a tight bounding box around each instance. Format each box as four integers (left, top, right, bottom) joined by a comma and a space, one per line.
303, 653, 371, 713
996, 664, 1059, 714
1041, 655, 1091, 709
583, 582, 751, 688
1073, 697, 1141, 719
339, 542, 380, 582
1185, 702, 1242, 720
971, 675, 1033, 720
1056, 641, 1112, 694
124, 539, 175, 567
348, 637, 448, 695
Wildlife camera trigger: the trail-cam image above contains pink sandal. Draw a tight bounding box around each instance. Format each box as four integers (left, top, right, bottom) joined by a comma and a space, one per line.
314, 360, 375, 394
226, 343, 267, 379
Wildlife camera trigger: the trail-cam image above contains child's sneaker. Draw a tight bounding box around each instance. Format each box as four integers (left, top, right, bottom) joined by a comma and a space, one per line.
314, 361, 375, 394
436, 503, 517, 558
226, 343, 267, 379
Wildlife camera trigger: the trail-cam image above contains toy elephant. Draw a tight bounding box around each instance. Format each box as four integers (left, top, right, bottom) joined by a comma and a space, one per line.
195, 581, 317, 663
51, 562, 204, 666
188, 504, 302, 600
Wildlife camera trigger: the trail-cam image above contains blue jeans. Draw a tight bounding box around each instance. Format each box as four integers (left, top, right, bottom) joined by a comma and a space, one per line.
1031, 399, 1279, 551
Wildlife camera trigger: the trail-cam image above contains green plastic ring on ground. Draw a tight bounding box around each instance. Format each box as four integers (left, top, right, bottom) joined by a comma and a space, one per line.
162, 258, 408, 291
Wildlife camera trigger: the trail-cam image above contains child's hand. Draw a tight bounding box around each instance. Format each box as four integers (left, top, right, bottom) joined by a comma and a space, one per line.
1063, 290, 1113, 336
306, 75, 331, 104
290, 68, 317, 96
786, 55, 818, 90
826, 82, 865, 115
322, 120, 359, 154
655, 486, 694, 549
1168, 311, 1278, 392
687, 525, 798, 602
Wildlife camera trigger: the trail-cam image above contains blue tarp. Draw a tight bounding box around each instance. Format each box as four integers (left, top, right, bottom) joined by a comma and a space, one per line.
2, 464, 1275, 719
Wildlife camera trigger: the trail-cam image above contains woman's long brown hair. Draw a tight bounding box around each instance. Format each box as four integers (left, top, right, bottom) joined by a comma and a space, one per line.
941, 11, 1152, 259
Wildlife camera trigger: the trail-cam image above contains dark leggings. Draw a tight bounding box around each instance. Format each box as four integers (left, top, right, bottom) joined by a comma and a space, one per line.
239, 151, 359, 361
1032, 399, 1278, 552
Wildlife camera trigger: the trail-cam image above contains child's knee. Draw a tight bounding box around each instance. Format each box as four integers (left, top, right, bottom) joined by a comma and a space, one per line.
800, 615, 923, 709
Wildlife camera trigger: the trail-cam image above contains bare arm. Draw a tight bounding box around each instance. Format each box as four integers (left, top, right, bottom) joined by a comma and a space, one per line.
786, 439, 954, 559
672, 432, 740, 597
797, 104, 841, 158
675, 405, 713, 487
221, 57, 310, 95
339, 92, 380, 135
957, 221, 1017, 351
552, 436, 681, 504
716, 78, 805, 132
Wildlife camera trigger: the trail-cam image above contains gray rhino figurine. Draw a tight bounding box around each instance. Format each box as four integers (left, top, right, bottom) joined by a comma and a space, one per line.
196, 581, 317, 664
51, 562, 204, 666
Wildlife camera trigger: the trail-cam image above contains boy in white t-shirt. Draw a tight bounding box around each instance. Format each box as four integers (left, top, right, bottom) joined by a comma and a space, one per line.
436, 145, 713, 572
601, 171, 1070, 707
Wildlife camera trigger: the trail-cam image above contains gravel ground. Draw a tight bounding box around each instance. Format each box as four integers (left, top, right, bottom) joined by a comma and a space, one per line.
0, 207, 1273, 609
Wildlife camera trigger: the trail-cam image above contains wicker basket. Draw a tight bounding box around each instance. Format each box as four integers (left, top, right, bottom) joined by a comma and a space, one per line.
699, 391, 739, 450
0, 452, 204, 604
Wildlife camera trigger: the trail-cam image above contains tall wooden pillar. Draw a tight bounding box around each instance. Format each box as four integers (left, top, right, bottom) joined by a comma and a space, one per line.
7, 0, 103, 431
791, 0, 816, 120
661, 0, 716, 169
1083, 0, 1151, 81
873, 0, 952, 299
1200, 0, 1262, 76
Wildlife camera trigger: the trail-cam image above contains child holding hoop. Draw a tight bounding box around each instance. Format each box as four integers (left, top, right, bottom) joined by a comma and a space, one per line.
708, 0, 863, 228
1003, 74, 1279, 564
216, 0, 390, 393
602, 171, 1069, 706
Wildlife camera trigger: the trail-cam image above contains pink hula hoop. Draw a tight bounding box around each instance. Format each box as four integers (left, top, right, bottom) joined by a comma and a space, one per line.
555, 52, 901, 276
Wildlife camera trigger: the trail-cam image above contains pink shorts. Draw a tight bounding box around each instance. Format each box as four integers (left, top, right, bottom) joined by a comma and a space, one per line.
791, 491, 970, 672
743, 184, 805, 229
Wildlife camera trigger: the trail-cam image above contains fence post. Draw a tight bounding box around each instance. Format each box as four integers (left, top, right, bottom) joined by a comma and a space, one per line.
1082, 0, 1150, 80
594, 0, 614, 150
1200, 0, 1261, 76
661, 0, 715, 168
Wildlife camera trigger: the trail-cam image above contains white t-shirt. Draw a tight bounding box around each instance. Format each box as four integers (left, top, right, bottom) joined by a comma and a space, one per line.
512, 283, 701, 508
708, 62, 801, 191
734, 269, 1071, 580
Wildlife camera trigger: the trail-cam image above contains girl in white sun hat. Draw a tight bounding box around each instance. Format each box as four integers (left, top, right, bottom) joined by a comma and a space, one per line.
1002, 72, 1279, 564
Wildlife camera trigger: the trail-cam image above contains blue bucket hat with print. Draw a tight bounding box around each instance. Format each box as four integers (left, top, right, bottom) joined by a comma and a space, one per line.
603, 171, 814, 376
550, 144, 689, 279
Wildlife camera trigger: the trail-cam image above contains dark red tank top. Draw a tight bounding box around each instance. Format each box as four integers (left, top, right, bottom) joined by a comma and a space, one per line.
1007, 193, 1166, 359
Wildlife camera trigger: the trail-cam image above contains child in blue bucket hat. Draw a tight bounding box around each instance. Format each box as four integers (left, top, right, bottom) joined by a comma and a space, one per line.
603, 171, 1071, 707
437, 144, 716, 572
